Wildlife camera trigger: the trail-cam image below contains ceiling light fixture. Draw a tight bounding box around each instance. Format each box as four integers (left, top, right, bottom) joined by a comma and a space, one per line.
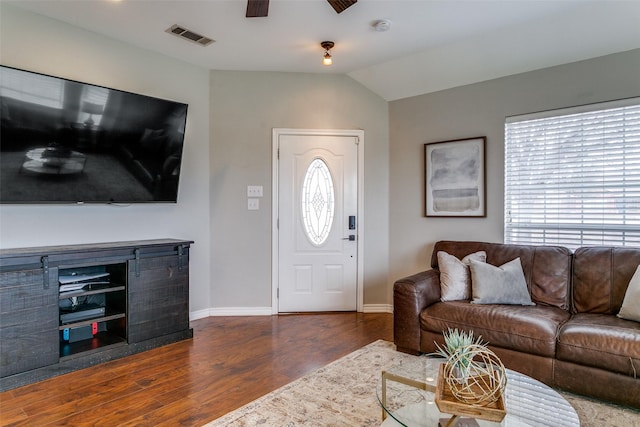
373, 19, 392, 32
321, 41, 334, 66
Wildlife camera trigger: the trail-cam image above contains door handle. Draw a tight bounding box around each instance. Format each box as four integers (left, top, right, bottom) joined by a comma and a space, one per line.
342, 235, 356, 241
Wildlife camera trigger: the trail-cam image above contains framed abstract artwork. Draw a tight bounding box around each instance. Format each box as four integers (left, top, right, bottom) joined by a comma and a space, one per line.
424, 136, 486, 217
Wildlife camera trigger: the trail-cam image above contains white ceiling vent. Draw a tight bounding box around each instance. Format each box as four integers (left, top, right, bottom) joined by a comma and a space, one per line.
165, 25, 215, 47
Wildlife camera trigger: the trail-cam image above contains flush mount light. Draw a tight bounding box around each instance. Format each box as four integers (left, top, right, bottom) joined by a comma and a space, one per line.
321, 41, 334, 66
372, 19, 392, 32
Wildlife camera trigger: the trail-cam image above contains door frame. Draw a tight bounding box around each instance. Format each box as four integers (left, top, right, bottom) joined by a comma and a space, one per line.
271, 128, 364, 314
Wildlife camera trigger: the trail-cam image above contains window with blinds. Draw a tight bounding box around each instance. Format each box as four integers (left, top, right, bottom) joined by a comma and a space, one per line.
0, 67, 64, 108
504, 98, 640, 249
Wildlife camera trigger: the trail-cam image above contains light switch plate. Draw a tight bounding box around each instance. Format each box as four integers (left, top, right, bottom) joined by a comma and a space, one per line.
247, 185, 263, 198
248, 198, 259, 210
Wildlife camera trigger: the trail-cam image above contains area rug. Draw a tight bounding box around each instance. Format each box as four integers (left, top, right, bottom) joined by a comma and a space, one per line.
202, 340, 640, 427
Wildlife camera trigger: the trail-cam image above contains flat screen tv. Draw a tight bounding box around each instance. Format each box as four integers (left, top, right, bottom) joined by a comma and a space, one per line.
0, 66, 188, 204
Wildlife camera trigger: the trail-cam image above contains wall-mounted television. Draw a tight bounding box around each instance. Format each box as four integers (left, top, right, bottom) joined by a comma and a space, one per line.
0, 66, 188, 204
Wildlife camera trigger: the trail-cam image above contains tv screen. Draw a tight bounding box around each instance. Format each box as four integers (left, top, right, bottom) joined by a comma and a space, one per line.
0, 66, 188, 204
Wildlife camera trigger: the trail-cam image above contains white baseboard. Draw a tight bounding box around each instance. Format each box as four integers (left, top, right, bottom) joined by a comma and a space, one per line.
190, 307, 273, 320
362, 304, 393, 313
189, 308, 212, 321
191, 304, 392, 320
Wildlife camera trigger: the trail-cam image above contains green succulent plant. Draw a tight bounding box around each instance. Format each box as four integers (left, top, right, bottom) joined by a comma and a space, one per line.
434, 328, 486, 370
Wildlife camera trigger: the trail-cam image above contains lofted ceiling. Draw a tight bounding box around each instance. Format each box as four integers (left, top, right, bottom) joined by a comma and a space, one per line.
6, 0, 640, 101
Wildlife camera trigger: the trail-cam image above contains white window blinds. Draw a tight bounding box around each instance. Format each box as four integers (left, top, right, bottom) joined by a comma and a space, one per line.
0, 67, 64, 108
504, 98, 640, 249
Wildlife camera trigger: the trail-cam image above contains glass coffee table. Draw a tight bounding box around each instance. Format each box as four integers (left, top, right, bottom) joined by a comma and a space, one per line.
377, 356, 580, 426
21, 147, 87, 175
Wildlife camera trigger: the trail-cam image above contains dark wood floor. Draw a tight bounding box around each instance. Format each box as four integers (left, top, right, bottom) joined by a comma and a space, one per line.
0, 313, 393, 426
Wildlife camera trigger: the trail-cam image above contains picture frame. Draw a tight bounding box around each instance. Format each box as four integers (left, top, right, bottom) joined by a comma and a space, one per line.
424, 136, 486, 217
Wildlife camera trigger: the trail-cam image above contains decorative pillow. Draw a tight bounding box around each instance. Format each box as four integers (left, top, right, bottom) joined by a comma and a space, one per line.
469, 257, 535, 305
618, 264, 640, 322
438, 251, 486, 301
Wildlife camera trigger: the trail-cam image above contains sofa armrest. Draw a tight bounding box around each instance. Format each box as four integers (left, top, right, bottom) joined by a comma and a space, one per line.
393, 269, 441, 355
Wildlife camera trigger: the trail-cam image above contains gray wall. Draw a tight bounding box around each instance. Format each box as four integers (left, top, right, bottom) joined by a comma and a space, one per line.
0, 5, 213, 314
4, 3, 636, 312
209, 71, 389, 311
388, 49, 640, 295
0, 5, 390, 315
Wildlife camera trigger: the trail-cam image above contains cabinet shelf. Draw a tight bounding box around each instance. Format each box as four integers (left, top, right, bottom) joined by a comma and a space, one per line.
58, 312, 126, 330
57, 263, 127, 358
60, 331, 127, 360
59, 285, 125, 300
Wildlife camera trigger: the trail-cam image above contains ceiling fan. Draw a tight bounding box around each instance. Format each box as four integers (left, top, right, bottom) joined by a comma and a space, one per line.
246, 0, 357, 18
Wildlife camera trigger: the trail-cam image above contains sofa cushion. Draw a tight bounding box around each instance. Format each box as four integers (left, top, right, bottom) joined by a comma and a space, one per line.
438, 250, 486, 301
617, 264, 640, 322
431, 241, 572, 309
557, 313, 640, 377
573, 247, 640, 314
469, 258, 534, 305
420, 301, 569, 357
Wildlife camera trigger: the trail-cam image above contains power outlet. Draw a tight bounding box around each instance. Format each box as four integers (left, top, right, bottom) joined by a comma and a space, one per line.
247, 185, 263, 198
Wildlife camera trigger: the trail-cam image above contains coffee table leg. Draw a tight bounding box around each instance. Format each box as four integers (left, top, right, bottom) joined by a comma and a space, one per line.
381, 371, 387, 420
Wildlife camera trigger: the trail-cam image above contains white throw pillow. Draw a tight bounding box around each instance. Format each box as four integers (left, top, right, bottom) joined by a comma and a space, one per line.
438, 251, 486, 301
469, 257, 535, 305
618, 264, 640, 322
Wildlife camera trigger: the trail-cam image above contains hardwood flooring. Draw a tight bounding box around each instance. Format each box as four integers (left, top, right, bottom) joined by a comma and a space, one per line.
0, 313, 393, 426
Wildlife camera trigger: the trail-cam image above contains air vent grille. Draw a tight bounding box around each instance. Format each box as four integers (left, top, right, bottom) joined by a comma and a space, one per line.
165, 25, 215, 46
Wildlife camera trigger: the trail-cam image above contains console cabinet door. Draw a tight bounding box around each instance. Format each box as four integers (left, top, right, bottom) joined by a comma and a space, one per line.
127, 255, 189, 344
0, 268, 59, 377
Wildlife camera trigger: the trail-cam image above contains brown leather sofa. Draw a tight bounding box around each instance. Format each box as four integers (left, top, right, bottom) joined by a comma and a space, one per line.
393, 240, 640, 407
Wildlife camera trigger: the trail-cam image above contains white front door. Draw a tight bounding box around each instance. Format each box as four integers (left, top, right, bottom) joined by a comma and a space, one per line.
274, 129, 362, 312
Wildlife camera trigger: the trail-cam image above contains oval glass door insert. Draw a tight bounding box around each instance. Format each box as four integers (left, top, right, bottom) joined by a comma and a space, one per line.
301, 158, 335, 246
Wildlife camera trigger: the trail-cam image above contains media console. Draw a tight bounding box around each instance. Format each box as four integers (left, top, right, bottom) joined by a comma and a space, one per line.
0, 239, 193, 391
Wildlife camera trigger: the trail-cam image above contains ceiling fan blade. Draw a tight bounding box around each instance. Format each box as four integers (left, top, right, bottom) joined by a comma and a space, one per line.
327, 0, 357, 14
246, 0, 269, 17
